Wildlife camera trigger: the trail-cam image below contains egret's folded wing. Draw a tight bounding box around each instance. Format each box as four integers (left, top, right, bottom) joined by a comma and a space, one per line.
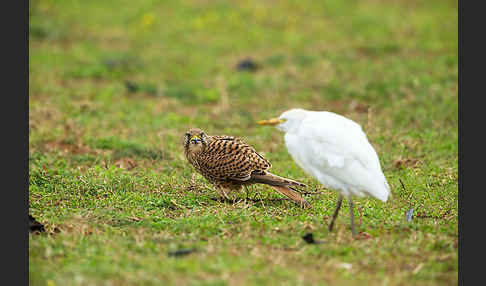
298, 112, 382, 172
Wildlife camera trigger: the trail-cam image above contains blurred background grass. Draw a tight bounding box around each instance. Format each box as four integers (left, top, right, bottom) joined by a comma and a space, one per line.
29, 0, 457, 285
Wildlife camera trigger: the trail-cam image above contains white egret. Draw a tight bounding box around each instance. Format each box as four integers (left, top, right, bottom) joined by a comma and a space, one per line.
258, 108, 390, 236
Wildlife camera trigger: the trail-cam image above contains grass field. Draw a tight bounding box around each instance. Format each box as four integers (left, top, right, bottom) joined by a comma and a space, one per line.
29, 0, 458, 285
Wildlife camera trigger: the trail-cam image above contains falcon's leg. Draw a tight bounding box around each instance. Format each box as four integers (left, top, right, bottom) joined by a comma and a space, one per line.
244, 185, 251, 205
254, 191, 266, 209
348, 197, 357, 237
328, 194, 343, 232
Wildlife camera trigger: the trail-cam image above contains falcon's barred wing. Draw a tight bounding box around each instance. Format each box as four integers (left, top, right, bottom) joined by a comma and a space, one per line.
197, 136, 271, 181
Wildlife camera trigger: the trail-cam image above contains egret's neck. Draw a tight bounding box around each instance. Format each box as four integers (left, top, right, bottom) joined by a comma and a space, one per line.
277, 119, 303, 134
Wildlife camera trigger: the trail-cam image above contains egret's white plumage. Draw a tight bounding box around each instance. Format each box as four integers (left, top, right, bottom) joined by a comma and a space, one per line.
259, 108, 390, 235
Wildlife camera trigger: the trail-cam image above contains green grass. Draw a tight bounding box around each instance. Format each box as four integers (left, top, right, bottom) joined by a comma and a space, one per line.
29, 0, 458, 285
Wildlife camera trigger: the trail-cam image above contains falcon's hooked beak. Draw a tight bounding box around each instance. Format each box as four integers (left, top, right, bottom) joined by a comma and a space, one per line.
257, 118, 286, 126
190, 136, 202, 144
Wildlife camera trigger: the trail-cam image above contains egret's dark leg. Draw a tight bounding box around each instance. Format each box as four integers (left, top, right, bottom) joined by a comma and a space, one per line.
349, 197, 357, 237
328, 194, 343, 232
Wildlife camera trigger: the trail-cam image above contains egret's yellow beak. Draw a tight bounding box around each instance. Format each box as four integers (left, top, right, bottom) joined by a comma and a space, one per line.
190, 135, 201, 143
257, 118, 286, 126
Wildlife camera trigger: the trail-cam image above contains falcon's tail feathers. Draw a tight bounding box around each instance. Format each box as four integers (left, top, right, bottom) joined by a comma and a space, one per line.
248, 171, 311, 208
271, 185, 312, 209
249, 172, 307, 188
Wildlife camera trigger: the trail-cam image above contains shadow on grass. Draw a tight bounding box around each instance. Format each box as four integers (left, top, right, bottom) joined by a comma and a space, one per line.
209, 196, 311, 209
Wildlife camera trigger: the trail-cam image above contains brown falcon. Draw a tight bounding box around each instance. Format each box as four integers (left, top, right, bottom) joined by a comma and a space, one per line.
183, 128, 311, 208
